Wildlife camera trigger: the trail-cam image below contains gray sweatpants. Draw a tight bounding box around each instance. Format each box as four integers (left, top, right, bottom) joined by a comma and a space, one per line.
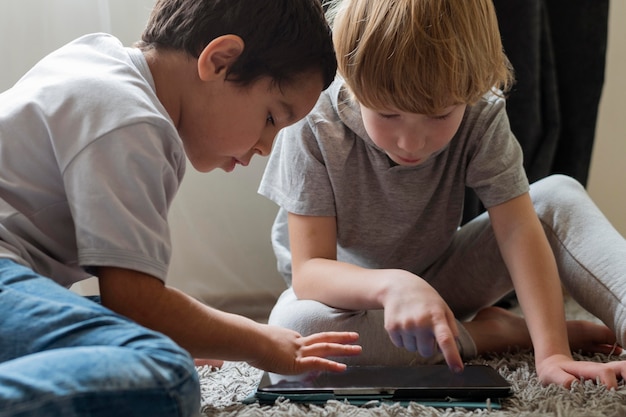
268, 175, 626, 365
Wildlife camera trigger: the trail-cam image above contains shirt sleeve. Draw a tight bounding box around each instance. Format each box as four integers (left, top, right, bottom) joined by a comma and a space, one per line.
259, 116, 337, 217
64, 122, 184, 281
465, 95, 530, 208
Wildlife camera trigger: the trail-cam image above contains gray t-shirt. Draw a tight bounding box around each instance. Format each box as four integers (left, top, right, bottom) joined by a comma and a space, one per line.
259, 78, 529, 284
0, 34, 185, 287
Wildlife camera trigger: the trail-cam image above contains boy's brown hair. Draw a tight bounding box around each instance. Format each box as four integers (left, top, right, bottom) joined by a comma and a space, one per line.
327, 0, 514, 114
138, 0, 337, 89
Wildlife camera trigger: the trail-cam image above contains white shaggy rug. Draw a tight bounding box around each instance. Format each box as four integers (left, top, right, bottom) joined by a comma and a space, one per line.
197, 298, 626, 417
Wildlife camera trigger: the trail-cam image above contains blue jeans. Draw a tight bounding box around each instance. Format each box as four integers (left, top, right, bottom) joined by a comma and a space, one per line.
0, 259, 200, 417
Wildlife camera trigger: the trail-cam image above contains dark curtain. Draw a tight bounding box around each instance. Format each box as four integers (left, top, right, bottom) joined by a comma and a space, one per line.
462, 0, 610, 223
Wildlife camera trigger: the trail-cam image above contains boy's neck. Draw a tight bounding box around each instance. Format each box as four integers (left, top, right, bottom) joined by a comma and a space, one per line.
142, 48, 200, 128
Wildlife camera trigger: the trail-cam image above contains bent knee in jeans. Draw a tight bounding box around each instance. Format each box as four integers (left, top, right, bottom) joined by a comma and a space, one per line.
0, 258, 201, 417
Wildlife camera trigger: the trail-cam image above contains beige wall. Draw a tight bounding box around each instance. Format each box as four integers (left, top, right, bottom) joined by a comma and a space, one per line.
587, 1, 626, 236
1, 2, 624, 301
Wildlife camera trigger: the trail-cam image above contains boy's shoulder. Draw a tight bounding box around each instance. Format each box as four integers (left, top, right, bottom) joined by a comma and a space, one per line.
42, 33, 128, 73
304, 77, 357, 129
463, 89, 508, 128
52, 33, 142, 88
1, 33, 176, 152
10, 33, 165, 121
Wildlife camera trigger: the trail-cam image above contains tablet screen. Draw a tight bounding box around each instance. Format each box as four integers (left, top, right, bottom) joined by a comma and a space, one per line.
259, 365, 511, 400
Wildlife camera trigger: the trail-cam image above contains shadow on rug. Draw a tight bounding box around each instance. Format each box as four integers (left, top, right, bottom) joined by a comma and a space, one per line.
198, 299, 626, 417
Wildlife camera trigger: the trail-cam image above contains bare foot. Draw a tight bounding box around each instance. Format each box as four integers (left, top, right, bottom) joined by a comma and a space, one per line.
463, 306, 621, 355
463, 306, 531, 354
564, 320, 621, 355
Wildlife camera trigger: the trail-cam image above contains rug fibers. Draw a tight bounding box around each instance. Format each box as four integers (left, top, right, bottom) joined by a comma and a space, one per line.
197, 299, 626, 416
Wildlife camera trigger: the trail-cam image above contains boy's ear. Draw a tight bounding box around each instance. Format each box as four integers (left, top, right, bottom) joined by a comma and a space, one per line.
197, 35, 244, 81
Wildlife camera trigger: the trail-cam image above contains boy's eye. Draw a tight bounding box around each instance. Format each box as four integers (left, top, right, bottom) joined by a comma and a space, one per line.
431, 105, 461, 121
378, 113, 398, 119
266, 114, 275, 125
430, 111, 453, 121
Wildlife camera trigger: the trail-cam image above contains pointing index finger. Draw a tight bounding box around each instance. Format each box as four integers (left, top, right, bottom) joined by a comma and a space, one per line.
434, 322, 464, 373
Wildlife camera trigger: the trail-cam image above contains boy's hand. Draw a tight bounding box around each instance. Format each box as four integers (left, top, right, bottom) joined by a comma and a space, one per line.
381, 273, 464, 372
537, 354, 626, 389
247, 327, 361, 374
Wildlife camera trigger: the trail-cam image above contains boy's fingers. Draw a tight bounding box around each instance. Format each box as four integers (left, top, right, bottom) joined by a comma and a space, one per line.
302, 331, 360, 344
389, 331, 404, 348
414, 331, 435, 357
298, 332, 361, 359
433, 323, 464, 373
299, 342, 362, 358
292, 332, 362, 374
606, 361, 626, 382
296, 356, 349, 373
571, 363, 618, 389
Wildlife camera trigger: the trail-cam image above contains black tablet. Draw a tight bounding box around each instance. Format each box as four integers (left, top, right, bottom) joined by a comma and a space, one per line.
255, 364, 511, 404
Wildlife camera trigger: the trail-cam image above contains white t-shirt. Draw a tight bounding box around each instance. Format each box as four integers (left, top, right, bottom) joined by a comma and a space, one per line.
259, 77, 529, 283
0, 33, 185, 287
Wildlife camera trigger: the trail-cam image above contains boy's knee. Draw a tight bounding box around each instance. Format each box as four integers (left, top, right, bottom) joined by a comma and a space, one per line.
172, 362, 201, 417
146, 343, 201, 417
268, 298, 322, 335
119, 329, 200, 415
142, 336, 197, 380
530, 174, 587, 220
531, 174, 584, 202
269, 296, 367, 337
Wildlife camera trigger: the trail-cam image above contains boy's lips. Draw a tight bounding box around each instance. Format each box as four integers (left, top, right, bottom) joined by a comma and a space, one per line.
225, 157, 249, 173
396, 154, 423, 164
224, 159, 237, 172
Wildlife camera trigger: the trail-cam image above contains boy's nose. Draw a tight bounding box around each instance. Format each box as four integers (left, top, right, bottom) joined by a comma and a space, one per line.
254, 132, 275, 157
397, 134, 426, 153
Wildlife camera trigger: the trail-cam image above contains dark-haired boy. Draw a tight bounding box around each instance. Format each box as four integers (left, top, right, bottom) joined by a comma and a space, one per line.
0, 0, 360, 415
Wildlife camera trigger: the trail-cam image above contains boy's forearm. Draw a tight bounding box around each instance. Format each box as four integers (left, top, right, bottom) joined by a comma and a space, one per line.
293, 258, 379, 309
489, 197, 572, 362
506, 242, 572, 362
98, 267, 269, 360
99, 267, 364, 375
155, 286, 270, 360
292, 258, 421, 312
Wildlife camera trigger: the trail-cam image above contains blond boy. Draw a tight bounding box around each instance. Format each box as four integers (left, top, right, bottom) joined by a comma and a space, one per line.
0, 0, 362, 415
260, 0, 626, 387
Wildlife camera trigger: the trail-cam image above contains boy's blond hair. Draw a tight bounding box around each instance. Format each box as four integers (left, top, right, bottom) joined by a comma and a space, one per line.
326, 0, 514, 114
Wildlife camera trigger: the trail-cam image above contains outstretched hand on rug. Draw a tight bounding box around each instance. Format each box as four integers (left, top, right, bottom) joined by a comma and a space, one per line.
536, 353, 626, 389
246, 328, 361, 375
